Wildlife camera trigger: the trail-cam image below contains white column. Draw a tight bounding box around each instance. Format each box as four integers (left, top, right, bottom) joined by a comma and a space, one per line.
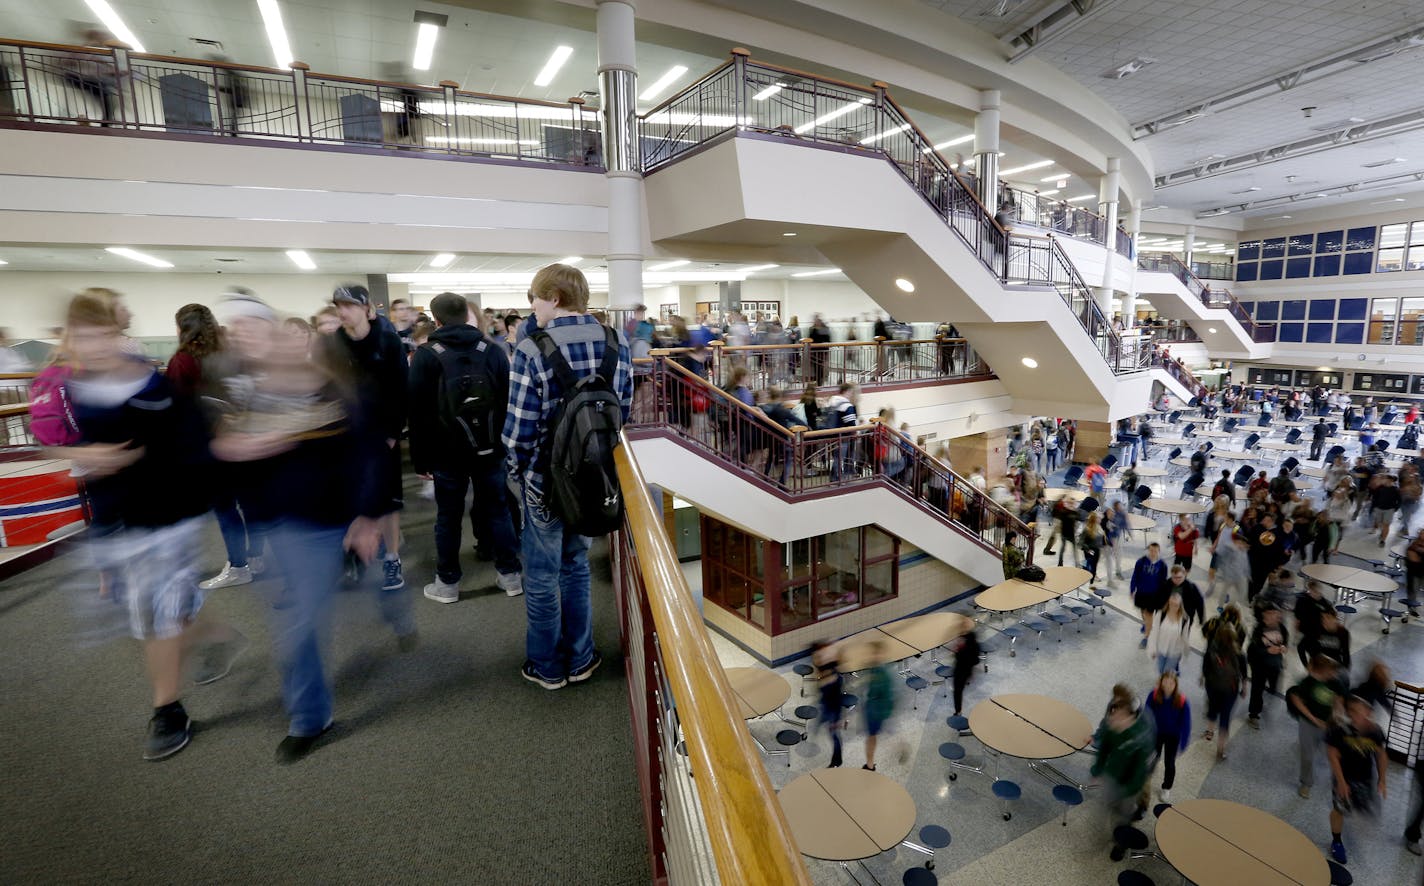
973, 89, 1000, 210
597, 0, 644, 313
1095, 157, 1121, 316
1183, 225, 1197, 267
1121, 201, 1141, 328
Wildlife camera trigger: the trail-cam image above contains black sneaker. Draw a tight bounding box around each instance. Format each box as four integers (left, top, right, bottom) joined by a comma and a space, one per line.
144, 703, 193, 761
275, 722, 333, 765
382, 558, 405, 591
521, 661, 567, 690
568, 651, 603, 684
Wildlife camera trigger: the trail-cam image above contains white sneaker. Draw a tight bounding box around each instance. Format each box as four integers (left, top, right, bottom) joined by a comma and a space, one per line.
1160, 788, 1172, 803
423, 579, 460, 604
199, 563, 252, 590
419, 479, 435, 500
248, 555, 265, 577
496, 571, 524, 597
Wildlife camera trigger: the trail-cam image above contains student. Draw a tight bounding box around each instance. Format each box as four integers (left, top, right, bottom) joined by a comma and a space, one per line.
1201, 605, 1247, 760
1300, 609, 1352, 676
1001, 530, 1024, 580
951, 628, 981, 717
503, 264, 632, 689
1210, 469, 1235, 503
1289, 654, 1343, 800
1370, 472, 1401, 547
1094, 684, 1158, 839
1144, 670, 1191, 803
1130, 542, 1168, 648
1171, 513, 1199, 572
811, 641, 844, 768
1324, 695, 1389, 864
1079, 511, 1105, 587
408, 292, 523, 604
861, 640, 896, 771
1293, 580, 1334, 667
1146, 592, 1190, 675
1246, 605, 1289, 729
1104, 500, 1129, 580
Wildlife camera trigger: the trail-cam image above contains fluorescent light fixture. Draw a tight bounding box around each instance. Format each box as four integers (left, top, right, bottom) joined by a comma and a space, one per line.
741, 264, 779, 274
1039, 173, 1067, 183
639, 65, 689, 102
752, 82, 786, 101
557, 256, 583, 265
1068, 193, 1095, 202
793, 97, 872, 134
1039, 189, 1061, 196
1208, 328, 1218, 334
1317, 366, 1332, 372
1372, 198, 1406, 205
938, 134, 975, 148
894, 277, 915, 293
429, 253, 455, 268
782, 232, 797, 237
104, 246, 172, 268
84, 0, 146, 53
257, 0, 294, 69
534, 45, 574, 87
0, 258, 9, 265
1000, 160, 1054, 176
648, 259, 690, 271
285, 249, 316, 270
792, 268, 842, 277
412, 22, 439, 71
1021, 357, 1038, 369
860, 123, 910, 145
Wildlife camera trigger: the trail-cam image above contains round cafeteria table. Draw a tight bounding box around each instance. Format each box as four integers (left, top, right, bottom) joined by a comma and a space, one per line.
967, 694, 1092, 787
1043, 487, 1089, 504
1124, 513, 1156, 542
1300, 563, 1404, 632
1191, 428, 1233, 439
1209, 449, 1254, 461
1257, 441, 1303, 453
1079, 475, 1122, 491
778, 768, 916, 865
1154, 436, 1189, 447
724, 667, 792, 720
1155, 799, 1329, 886
1298, 465, 1326, 480
1142, 498, 1208, 516
1168, 457, 1193, 468
1133, 465, 1168, 492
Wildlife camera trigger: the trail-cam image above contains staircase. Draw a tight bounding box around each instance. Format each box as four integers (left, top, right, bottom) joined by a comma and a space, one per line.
625, 357, 1033, 586
1137, 252, 1276, 357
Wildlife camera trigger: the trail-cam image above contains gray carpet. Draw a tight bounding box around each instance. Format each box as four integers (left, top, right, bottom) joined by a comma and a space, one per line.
0, 478, 650, 885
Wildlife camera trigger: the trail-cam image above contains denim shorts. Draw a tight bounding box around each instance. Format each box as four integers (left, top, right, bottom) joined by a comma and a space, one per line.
91, 516, 205, 640
1331, 781, 1378, 817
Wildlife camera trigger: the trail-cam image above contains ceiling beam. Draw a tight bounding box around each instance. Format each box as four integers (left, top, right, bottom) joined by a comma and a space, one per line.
1005, 0, 1130, 63
1132, 23, 1424, 139
1196, 170, 1424, 219
1154, 106, 1424, 188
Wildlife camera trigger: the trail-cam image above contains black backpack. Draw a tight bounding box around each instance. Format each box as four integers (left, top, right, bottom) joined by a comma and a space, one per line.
426, 338, 499, 457
531, 326, 625, 536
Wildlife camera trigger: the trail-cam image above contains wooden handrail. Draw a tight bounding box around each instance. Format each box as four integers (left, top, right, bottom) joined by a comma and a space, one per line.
662, 359, 800, 439
0, 403, 30, 418
613, 439, 812, 886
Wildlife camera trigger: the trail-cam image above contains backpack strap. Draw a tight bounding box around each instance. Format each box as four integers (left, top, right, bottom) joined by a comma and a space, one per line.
531, 324, 620, 392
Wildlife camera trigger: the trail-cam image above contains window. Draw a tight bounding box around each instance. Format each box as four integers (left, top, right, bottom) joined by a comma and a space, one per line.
1370, 298, 1398, 344
1400, 297, 1424, 346
1256, 301, 1279, 321
1236, 262, 1259, 282
1237, 240, 1261, 261
1259, 259, 1284, 280
1409, 221, 1424, 270
1308, 299, 1336, 320
1317, 230, 1344, 253
1288, 233, 1315, 255
1313, 254, 1341, 276
1377, 223, 1408, 272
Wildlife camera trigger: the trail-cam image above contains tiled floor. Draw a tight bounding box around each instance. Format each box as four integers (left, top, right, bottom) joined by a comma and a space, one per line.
705, 446, 1424, 885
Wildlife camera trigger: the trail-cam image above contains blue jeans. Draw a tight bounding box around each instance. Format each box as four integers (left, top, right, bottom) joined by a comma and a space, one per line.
263, 520, 345, 737
215, 494, 257, 568
434, 462, 521, 584
521, 483, 594, 681
1154, 654, 1180, 675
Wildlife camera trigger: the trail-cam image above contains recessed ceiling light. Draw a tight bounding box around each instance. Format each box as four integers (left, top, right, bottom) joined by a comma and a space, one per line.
1207, 327, 1218, 334
894, 277, 915, 293
783, 232, 797, 237
105, 246, 172, 268
741, 264, 779, 274
411, 21, 440, 71
648, 259, 690, 271
557, 256, 583, 265
285, 249, 316, 270
256, 0, 294, 69
84, 0, 146, 53
1021, 357, 1038, 368
1000, 160, 1054, 176
534, 45, 574, 87
429, 253, 455, 268
752, 82, 786, 101
1317, 366, 1332, 372
639, 65, 689, 102
1068, 194, 1095, 202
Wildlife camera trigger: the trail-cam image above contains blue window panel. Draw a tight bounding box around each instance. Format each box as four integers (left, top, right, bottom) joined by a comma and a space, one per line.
1236, 261, 1259, 281
1306, 323, 1333, 343
1281, 299, 1306, 320
1313, 253, 1341, 276
1343, 251, 1374, 275
1317, 230, 1344, 253
1345, 227, 1376, 251
1286, 257, 1312, 278
1259, 259, 1284, 279
1335, 322, 1364, 344
1256, 300, 1279, 321
1288, 233, 1315, 255
1337, 298, 1367, 320
1278, 322, 1304, 342
1309, 299, 1336, 320
1261, 238, 1287, 259
1238, 240, 1261, 261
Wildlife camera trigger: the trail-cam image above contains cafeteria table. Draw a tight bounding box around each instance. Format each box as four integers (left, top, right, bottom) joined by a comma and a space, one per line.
1142, 498, 1208, 517
1209, 449, 1255, 461
836, 612, 975, 672
967, 694, 1093, 790
779, 767, 918, 877
1078, 475, 1122, 491
1155, 798, 1329, 886
1299, 563, 1406, 632
1191, 428, 1233, 440
1132, 465, 1168, 493
1123, 513, 1156, 543
975, 567, 1092, 654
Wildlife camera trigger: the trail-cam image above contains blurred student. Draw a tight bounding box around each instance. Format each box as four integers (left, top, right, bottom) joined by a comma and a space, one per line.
1144, 670, 1191, 802
1324, 695, 1388, 864
811, 640, 844, 768
1289, 654, 1342, 800
861, 639, 896, 771
1094, 684, 1158, 840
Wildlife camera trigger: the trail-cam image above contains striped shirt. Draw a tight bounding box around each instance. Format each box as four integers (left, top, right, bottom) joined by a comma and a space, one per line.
502, 314, 633, 490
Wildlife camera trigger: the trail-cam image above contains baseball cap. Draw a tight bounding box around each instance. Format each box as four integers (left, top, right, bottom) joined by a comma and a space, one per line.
214, 288, 277, 325
332, 284, 370, 306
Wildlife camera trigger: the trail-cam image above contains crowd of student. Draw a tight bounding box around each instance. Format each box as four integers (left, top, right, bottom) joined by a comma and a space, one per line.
26, 264, 632, 765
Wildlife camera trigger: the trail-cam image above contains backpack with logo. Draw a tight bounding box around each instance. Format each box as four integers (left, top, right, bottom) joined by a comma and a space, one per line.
531, 325, 625, 536
425, 338, 500, 458
28, 364, 81, 446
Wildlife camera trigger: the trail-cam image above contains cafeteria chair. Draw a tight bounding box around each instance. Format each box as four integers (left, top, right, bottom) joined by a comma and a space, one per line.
841, 693, 859, 729
1152, 803, 1172, 818
1281, 456, 1300, 476
1328, 860, 1353, 885
1232, 465, 1255, 487
906, 674, 930, 709
991, 779, 1021, 820
1181, 422, 1196, 438
938, 741, 982, 781
902, 866, 937, 886
1347, 415, 1364, 430
1325, 444, 1345, 463
1203, 441, 1214, 453
900, 824, 952, 872
793, 705, 819, 740
934, 664, 954, 697
793, 662, 815, 696
1257, 412, 1273, 427
1168, 409, 1182, 424
1061, 465, 1084, 487
1052, 784, 1084, 826
768, 729, 802, 767
1222, 417, 1238, 434
1285, 428, 1303, 445
1166, 445, 1182, 463
1180, 476, 1203, 499
946, 714, 971, 735
1116, 872, 1156, 886
1381, 412, 1398, 426
1334, 603, 1357, 626
1101, 453, 1119, 473
1243, 432, 1261, 451
1109, 825, 1154, 862
1132, 484, 1152, 511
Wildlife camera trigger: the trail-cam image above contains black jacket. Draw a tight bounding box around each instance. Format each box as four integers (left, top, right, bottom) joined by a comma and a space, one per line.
325, 315, 408, 443
407, 324, 510, 474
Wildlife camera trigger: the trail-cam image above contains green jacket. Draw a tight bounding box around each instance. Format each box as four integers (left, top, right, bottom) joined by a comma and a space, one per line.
1090, 709, 1158, 794
1002, 543, 1025, 580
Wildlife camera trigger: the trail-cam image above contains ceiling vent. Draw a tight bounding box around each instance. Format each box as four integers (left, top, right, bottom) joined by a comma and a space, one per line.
1101, 57, 1156, 79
